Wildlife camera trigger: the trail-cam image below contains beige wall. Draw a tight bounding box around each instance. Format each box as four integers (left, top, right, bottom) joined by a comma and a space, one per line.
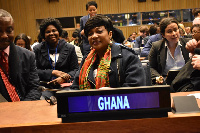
0, 0, 199, 42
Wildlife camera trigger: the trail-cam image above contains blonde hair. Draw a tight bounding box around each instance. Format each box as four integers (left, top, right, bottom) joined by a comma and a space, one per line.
178, 23, 186, 35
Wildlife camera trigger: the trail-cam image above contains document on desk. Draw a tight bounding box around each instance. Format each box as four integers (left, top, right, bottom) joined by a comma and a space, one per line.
0, 94, 7, 102
187, 93, 200, 99
60, 83, 73, 88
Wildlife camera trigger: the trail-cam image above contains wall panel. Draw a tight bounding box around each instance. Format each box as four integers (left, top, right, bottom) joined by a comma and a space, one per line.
0, 0, 199, 41
98, 0, 119, 14
34, 0, 50, 19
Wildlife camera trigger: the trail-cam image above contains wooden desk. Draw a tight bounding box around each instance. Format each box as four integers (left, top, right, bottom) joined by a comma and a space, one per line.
1, 92, 200, 132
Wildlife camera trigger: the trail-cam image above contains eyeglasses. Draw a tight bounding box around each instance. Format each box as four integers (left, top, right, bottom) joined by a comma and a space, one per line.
192, 31, 200, 35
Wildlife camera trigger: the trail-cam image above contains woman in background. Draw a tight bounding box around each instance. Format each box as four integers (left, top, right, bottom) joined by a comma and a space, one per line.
14, 33, 32, 51
148, 17, 191, 85
33, 17, 79, 97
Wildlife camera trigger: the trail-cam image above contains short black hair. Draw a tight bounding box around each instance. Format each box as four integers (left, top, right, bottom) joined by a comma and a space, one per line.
72, 32, 79, 38
192, 8, 200, 18
61, 30, 68, 38
191, 24, 200, 32
86, 1, 97, 10
14, 33, 31, 50
72, 29, 80, 38
37, 32, 43, 43
112, 27, 125, 43
39, 17, 62, 39
84, 15, 113, 38
159, 17, 179, 36
149, 25, 158, 36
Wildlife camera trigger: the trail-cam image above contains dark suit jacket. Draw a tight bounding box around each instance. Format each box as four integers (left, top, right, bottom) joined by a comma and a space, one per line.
141, 34, 162, 57
33, 39, 79, 82
80, 15, 89, 32
80, 15, 91, 55
148, 38, 191, 79
134, 36, 142, 48
171, 58, 200, 92
134, 36, 149, 48
0, 43, 41, 101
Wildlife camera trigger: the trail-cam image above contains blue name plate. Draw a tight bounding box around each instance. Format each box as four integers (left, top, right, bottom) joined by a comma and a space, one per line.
56, 85, 171, 122
68, 92, 159, 113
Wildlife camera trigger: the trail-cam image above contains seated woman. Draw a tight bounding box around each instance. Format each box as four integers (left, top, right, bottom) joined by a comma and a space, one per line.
71, 15, 146, 90
186, 24, 200, 53
33, 18, 79, 97
14, 33, 32, 51
148, 17, 191, 85
171, 24, 200, 92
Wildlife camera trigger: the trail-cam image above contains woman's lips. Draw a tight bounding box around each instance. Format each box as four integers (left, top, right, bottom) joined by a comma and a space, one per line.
49, 36, 57, 40
50, 36, 56, 39
92, 40, 99, 45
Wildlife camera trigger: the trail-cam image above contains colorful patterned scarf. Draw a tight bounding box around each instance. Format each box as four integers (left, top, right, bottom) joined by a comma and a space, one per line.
79, 44, 111, 90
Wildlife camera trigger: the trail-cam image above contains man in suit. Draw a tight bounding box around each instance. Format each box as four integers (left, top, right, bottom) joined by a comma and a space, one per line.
140, 33, 162, 57
80, 1, 98, 56
134, 25, 149, 48
0, 9, 41, 102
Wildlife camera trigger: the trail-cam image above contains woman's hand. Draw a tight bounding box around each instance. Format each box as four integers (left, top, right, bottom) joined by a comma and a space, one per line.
156, 76, 164, 84
60, 73, 71, 81
48, 77, 66, 85
52, 70, 65, 77
51, 70, 71, 84
192, 55, 200, 70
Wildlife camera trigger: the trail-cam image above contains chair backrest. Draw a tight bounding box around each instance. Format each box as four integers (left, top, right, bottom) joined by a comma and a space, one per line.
141, 60, 152, 86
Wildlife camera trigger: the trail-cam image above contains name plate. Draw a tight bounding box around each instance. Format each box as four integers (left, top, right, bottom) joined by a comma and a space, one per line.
56, 85, 171, 122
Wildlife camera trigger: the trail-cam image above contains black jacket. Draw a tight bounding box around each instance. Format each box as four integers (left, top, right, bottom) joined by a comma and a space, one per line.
71, 43, 146, 90
171, 59, 200, 92
33, 39, 79, 82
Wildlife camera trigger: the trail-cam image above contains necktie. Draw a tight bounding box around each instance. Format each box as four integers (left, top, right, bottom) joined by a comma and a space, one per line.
0, 51, 8, 75
0, 51, 20, 102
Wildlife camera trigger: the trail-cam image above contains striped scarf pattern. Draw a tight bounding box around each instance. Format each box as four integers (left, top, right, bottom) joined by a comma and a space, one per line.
79, 44, 111, 90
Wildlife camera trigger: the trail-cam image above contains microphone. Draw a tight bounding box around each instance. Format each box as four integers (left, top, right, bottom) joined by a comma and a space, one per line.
38, 86, 60, 105
194, 48, 200, 55
38, 86, 62, 92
